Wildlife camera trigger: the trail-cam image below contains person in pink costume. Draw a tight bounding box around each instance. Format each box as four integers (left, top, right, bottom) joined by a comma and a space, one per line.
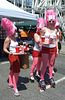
1, 18, 20, 96
52, 18, 62, 75
38, 9, 59, 89
30, 17, 45, 82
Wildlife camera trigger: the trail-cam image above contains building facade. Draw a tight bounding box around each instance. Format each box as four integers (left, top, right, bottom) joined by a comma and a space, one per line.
6, 0, 65, 30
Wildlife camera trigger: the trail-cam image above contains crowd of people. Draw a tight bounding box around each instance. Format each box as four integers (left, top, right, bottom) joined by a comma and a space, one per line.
1, 9, 63, 96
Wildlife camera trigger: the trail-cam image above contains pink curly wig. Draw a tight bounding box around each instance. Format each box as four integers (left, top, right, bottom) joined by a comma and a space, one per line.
54, 18, 60, 28
36, 17, 45, 34
1, 18, 17, 36
46, 9, 56, 27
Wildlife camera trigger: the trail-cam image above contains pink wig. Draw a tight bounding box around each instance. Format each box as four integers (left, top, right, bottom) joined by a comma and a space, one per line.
46, 9, 56, 27
36, 17, 45, 34
1, 18, 17, 36
54, 18, 60, 28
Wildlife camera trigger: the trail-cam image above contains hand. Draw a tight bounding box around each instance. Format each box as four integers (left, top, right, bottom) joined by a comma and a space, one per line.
39, 42, 42, 47
56, 50, 59, 57
9, 52, 13, 55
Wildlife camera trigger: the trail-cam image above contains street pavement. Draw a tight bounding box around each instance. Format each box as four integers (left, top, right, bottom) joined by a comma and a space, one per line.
0, 41, 65, 100
60, 40, 65, 55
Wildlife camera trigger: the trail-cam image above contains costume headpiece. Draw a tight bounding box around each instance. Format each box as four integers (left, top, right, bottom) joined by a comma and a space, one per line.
1, 18, 17, 36
46, 9, 56, 27
36, 17, 45, 34
54, 18, 60, 28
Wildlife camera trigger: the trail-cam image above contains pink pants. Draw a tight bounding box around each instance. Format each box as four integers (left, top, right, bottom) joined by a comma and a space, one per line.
41, 53, 55, 80
30, 57, 42, 73
9, 70, 19, 89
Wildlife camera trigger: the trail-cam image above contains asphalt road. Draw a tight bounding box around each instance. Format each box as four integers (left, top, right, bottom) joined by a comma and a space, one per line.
0, 41, 65, 100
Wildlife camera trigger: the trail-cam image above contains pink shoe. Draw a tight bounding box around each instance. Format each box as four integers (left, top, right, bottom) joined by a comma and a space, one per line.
13, 88, 20, 96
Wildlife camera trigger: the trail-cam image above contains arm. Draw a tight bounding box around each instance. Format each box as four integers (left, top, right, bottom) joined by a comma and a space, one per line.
55, 29, 59, 57
59, 29, 62, 41
39, 27, 46, 36
34, 33, 41, 44
3, 37, 13, 55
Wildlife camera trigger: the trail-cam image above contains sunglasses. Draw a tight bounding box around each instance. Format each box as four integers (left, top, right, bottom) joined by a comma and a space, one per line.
48, 21, 55, 23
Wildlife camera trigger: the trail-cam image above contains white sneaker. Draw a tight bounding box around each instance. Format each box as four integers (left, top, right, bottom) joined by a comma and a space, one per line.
52, 70, 55, 76
36, 72, 41, 78
13, 88, 20, 96
30, 75, 34, 80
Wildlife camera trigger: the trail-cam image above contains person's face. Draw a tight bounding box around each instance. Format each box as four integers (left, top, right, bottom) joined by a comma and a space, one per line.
11, 30, 17, 37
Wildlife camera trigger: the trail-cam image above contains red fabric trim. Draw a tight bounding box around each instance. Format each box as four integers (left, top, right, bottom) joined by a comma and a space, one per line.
32, 50, 42, 57
42, 46, 56, 54
8, 55, 20, 73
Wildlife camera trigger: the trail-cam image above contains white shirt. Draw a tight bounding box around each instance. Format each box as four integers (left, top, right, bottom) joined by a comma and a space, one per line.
9, 40, 18, 52
33, 35, 41, 51
42, 30, 56, 48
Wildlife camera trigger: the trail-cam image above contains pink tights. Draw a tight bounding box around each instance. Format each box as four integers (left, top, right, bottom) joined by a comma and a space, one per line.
41, 53, 55, 80
30, 57, 42, 73
9, 70, 19, 89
